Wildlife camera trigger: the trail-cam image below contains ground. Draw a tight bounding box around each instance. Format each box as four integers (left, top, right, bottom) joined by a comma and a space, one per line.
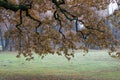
0, 50, 120, 80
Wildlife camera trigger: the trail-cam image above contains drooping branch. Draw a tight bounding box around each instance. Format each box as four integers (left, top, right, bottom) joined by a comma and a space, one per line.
52, 0, 108, 40
0, 0, 41, 33
52, 0, 93, 41
0, 0, 42, 54
52, 0, 78, 22
54, 10, 65, 39
75, 20, 86, 39
85, 26, 105, 33
26, 10, 41, 33
16, 10, 22, 32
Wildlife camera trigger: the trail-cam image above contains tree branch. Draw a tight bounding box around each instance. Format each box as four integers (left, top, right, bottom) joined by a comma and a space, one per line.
0, 0, 28, 11
54, 10, 66, 39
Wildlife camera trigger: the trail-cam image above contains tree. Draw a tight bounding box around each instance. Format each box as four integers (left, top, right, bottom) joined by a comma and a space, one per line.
0, 0, 120, 60
0, 21, 15, 51
0, 8, 15, 51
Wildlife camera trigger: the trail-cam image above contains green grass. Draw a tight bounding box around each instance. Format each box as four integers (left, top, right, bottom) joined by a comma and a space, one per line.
0, 50, 120, 80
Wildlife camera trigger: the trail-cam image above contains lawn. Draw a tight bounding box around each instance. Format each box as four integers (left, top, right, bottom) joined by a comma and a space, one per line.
0, 50, 120, 80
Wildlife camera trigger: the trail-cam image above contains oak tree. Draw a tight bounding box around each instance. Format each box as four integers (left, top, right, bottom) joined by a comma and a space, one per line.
0, 0, 120, 60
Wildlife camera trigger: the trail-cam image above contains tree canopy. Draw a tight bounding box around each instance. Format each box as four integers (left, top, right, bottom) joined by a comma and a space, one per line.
0, 0, 120, 60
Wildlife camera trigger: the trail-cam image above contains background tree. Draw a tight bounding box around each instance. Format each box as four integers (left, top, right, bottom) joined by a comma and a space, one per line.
0, 0, 120, 60
0, 8, 15, 51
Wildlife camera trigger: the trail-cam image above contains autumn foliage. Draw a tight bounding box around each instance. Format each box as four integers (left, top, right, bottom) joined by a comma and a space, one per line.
0, 0, 120, 60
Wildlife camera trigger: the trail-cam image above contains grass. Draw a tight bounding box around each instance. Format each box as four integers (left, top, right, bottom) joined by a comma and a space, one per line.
0, 50, 120, 80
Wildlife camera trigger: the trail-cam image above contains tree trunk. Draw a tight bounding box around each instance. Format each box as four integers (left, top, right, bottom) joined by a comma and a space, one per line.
0, 29, 4, 51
